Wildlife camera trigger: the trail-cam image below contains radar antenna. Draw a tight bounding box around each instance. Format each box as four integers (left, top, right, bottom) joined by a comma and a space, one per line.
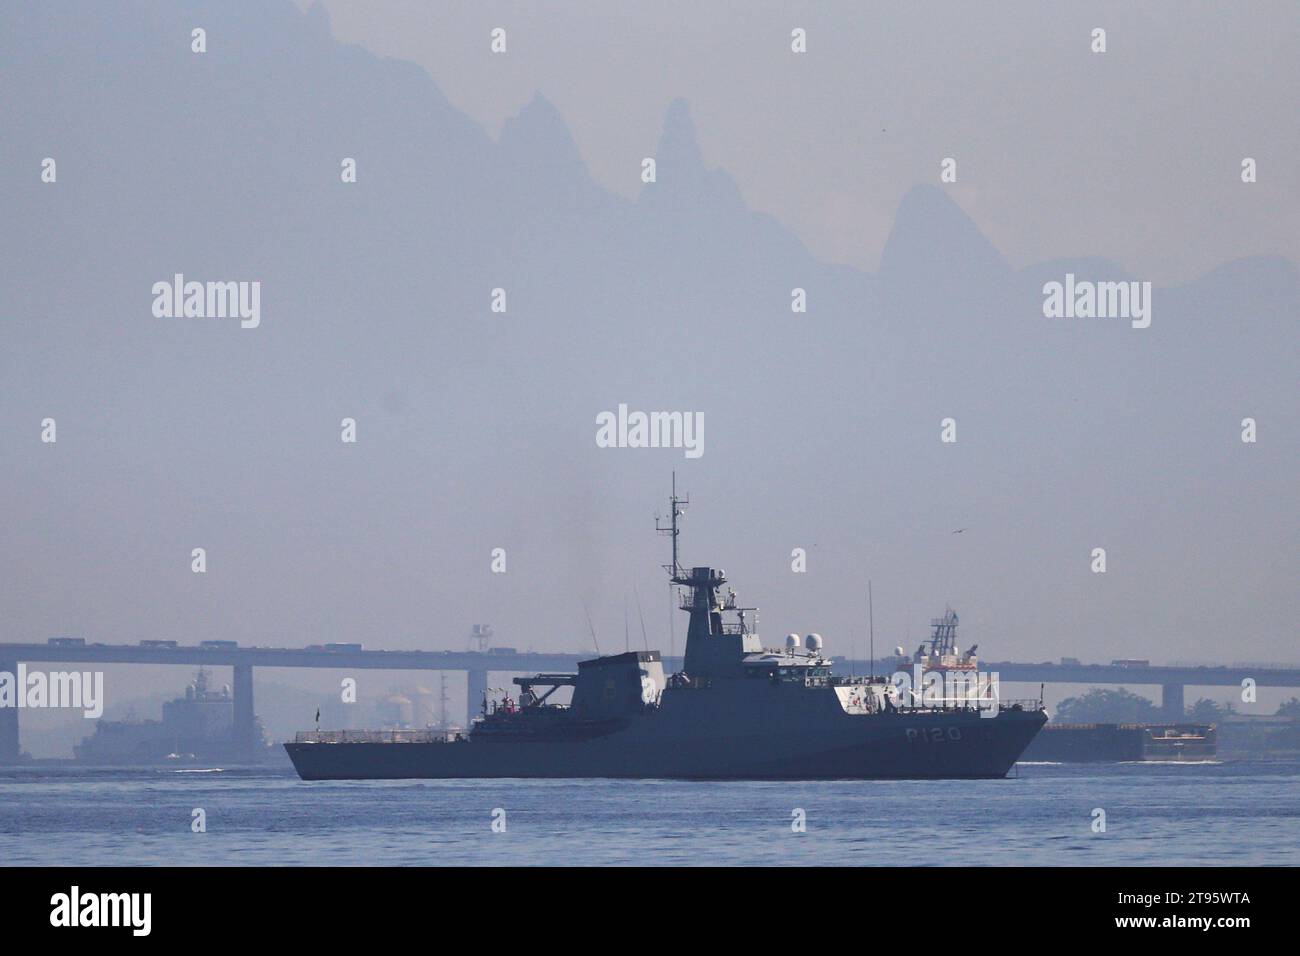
655, 471, 689, 581
869, 579, 876, 679
582, 601, 601, 656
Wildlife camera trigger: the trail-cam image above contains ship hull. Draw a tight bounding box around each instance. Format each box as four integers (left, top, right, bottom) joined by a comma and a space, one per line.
286, 708, 1046, 781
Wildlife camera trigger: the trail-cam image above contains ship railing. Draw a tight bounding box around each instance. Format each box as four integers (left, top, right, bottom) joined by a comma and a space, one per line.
894, 698, 1044, 713
834, 675, 891, 686
294, 729, 460, 744
1048, 722, 1212, 733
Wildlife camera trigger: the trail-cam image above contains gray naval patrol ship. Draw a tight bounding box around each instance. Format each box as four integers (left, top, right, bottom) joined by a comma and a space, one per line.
286, 485, 1047, 780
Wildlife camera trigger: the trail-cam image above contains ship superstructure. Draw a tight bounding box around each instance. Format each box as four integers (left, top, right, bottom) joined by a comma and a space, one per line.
897, 607, 979, 673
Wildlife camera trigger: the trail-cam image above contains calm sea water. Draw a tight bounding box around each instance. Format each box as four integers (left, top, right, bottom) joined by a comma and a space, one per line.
1, 761, 1296, 866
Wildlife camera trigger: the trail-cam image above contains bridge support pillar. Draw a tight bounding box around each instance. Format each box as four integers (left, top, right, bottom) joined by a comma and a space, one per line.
0, 659, 18, 764
233, 664, 256, 755
1161, 682, 1185, 721
466, 669, 487, 727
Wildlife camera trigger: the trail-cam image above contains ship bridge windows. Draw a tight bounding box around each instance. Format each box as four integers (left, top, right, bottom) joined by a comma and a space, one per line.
777, 665, 830, 684
741, 657, 831, 684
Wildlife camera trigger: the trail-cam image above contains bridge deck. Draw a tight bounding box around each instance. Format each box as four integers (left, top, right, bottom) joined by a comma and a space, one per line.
1, 644, 1297, 686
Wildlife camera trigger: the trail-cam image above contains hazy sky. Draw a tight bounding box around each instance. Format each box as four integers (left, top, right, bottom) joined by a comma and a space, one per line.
304, 0, 1299, 284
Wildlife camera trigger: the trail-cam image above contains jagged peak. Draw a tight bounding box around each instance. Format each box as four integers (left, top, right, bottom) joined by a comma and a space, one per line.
655, 98, 706, 174
879, 184, 1009, 279
499, 92, 584, 169
515, 91, 564, 128
639, 97, 753, 219
305, 1, 332, 38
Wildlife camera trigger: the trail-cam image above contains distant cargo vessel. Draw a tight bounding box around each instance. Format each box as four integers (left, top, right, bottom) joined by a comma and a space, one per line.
74, 667, 272, 765
286, 483, 1047, 780
1022, 723, 1216, 762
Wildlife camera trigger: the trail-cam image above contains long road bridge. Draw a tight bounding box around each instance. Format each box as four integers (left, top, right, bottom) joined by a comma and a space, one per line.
3, 640, 1298, 762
